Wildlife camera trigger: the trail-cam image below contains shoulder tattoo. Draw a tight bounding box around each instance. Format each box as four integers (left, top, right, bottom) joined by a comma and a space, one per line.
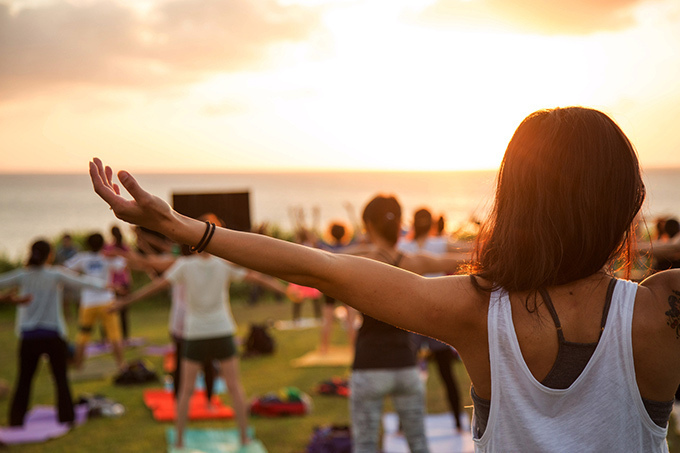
664, 290, 680, 339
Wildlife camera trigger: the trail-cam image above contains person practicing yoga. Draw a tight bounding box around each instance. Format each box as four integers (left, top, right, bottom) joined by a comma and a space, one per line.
0, 240, 106, 427
109, 218, 286, 449
399, 207, 465, 433
347, 195, 465, 452
90, 106, 678, 452
64, 233, 128, 372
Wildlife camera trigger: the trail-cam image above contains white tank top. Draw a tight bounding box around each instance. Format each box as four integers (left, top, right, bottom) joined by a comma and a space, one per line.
473, 279, 669, 452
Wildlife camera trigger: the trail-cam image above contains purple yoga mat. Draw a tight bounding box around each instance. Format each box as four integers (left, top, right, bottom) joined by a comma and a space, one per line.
85, 337, 146, 358
0, 404, 88, 445
144, 343, 174, 356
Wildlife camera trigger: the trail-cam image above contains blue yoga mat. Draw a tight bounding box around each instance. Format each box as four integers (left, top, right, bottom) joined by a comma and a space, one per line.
166, 427, 267, 453
382, 412, 474, 453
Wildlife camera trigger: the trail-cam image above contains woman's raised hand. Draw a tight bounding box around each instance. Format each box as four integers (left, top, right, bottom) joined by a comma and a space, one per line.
89, 158, 174, 233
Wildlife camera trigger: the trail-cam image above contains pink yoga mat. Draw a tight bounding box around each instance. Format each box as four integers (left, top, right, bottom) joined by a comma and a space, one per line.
0, 404, 88, 445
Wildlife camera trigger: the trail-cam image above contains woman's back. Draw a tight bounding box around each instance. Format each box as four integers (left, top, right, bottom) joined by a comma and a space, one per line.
475, 278, 668, 452
428, 271, 680, 402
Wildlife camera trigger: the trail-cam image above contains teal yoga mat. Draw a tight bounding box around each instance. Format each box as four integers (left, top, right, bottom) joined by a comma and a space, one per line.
166, 427, 267, 453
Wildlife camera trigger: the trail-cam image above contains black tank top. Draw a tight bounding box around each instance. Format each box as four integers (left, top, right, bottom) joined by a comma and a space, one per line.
352, 252, 418, 370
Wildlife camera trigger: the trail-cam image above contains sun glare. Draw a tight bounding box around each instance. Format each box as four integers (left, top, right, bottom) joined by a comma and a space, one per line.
181, 3, 612, 171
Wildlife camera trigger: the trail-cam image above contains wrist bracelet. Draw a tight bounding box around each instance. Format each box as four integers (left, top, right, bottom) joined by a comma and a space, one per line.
195, 222, 216, 253
191, 221, 213, 253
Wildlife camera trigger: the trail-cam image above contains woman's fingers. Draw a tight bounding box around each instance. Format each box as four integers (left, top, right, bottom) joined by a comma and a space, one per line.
105, 164, 114, 187
89, 160, 114, 203
90, 158, 178, 239
89, 159, 138, 221
116, 170, 153, 209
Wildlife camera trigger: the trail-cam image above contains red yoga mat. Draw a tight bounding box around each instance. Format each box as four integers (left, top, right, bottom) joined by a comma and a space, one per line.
143, 389, 234, 422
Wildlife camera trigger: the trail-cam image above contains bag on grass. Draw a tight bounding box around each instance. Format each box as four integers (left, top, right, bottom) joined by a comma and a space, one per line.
243, 323, 275, 357
315, 377, 349, 397
306, 425, 351, 453
250, 387, 312, 417
76, 394, 125, 418
114, 359, 159, 385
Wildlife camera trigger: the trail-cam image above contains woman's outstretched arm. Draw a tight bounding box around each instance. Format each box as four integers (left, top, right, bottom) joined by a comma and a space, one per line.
89, 158, 476, 341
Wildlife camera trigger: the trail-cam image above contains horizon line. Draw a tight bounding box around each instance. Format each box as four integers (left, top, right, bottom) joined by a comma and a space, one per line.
1, 164, 678, 176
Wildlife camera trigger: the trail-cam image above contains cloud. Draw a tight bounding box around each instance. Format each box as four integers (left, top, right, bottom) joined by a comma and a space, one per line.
0, 0, 323, 100
411, 0, 650, 35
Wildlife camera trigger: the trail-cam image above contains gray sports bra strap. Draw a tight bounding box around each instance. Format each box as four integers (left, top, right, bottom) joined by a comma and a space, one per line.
598, 278, 617, 339
538, 288, 563, 333
539, 278, 617, 338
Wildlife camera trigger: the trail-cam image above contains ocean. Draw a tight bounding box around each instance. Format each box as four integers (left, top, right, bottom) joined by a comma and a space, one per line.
0, 168, 678, 261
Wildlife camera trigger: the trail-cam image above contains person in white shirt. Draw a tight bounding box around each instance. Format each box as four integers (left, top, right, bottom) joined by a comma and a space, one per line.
65, 232, 127, 371
111, 214, 286, 450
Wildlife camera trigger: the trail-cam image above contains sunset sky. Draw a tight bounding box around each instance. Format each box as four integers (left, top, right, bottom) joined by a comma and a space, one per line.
1, 0, 679, 173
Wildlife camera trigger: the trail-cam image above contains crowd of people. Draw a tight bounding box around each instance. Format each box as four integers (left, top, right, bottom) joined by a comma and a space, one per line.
0, 199, 474, 450
3, 106, 680, 452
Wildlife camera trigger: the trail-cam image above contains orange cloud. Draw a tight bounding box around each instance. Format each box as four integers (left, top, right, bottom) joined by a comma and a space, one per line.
0, 0, 323, 100
412, 0, 648, 35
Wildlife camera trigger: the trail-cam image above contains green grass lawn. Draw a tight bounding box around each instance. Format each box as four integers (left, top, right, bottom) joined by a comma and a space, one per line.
1, 280, 678, 452
0, 282, 471, 453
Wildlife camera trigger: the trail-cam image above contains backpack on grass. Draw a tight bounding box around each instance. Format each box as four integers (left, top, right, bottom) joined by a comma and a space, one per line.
243, 323, 275, 357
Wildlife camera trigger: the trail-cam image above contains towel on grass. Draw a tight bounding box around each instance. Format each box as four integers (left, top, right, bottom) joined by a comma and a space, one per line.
166, 427, 267, 453
291, 345, 353, 368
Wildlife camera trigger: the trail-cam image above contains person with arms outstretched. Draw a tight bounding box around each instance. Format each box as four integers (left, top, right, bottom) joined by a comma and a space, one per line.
110, 217, 286, 449
0, 240, 106, 427
90, 106, 676, 452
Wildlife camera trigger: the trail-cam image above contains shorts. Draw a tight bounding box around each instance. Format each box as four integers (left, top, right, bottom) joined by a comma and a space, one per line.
76, 304, 122, 344
182, 335, 237, 362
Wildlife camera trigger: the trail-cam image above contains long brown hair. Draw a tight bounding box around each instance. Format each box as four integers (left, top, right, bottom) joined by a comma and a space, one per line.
469, 107, 645, 295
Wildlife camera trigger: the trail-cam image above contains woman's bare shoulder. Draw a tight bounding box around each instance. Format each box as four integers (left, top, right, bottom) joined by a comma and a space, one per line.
420, 274, 490, 345
635, 271, 680, 358
632, 270, 680, 399
639, 269, 680, 304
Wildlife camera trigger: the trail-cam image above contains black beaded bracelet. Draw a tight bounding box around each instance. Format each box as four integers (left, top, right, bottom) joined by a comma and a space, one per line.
195, 222, 216, 253
191, 221, 213, 253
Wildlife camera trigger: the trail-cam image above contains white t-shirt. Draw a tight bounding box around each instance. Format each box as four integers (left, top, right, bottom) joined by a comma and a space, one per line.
65, 252, 126, 308
164, 255, 247, 340
168, 283, 187, 338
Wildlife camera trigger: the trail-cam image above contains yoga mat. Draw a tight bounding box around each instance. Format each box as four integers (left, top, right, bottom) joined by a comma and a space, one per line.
144, 389, 234, 422
273, 318, 321, 331
195, 375, 227, 395
161, 354, 227, 394
290, 345, 353, 368
166, 427, 267, 453
0, 404, 88, 445
84, 337, 146, 358
69, 357, 120, 382
146, 343, 175, 356
382, 412, 474, 453
164, 351, 176, 373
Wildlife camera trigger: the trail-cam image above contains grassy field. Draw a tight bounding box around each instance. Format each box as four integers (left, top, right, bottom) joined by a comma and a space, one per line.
0, 278, 472, 453
1, 276, 679, 452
